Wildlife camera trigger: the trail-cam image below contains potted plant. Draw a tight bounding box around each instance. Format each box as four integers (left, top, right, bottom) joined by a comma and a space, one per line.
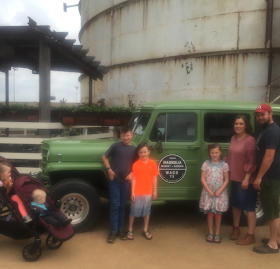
0, 103, 134, 126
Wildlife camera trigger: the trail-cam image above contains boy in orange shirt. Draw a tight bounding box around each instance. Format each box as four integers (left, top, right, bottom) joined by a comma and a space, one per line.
127, 142, 158, 240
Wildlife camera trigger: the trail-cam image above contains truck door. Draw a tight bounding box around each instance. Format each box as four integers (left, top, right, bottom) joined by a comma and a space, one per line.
147, 111, 201, 200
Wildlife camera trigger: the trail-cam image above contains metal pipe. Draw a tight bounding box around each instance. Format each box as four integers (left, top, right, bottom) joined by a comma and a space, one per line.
89, 77, 92, 105
63, 2, 79, 12
5, 70, 9, 137
270, 93, 280, 104
12, 67, 18, 102
5, 70, 9, 106
266, 0, 274, 103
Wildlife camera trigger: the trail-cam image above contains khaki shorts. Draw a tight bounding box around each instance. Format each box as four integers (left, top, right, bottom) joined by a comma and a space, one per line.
260, 178, 280, 220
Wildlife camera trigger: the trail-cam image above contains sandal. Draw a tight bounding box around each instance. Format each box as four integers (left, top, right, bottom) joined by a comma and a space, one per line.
214, 234, 222, 243
143, 230, 153, 240
127, 231, 134, 240
206, 233, 214, 243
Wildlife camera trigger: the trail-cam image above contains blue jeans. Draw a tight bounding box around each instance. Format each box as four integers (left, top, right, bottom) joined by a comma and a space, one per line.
109, 179, 129, 233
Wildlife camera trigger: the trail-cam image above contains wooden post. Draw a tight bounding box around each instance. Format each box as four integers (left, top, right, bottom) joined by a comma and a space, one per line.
89, 76, 92, 105
39, 40, 51, 138
5, 70, 9, 137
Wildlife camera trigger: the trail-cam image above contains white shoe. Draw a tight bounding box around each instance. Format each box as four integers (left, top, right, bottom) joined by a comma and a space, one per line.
23, 215, 32, 223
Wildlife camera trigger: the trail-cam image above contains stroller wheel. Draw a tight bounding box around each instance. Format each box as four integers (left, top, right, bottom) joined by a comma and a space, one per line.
46, 234, 63, 250
22, 243, 42, 262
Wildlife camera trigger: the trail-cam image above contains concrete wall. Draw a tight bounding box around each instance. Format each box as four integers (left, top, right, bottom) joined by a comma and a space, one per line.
80, 0, 271, 106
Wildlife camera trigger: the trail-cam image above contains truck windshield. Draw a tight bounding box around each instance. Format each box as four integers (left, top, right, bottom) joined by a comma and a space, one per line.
129, 112, 151, 136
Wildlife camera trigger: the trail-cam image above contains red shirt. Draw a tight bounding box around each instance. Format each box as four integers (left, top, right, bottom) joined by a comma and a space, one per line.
227, 135, 257, 184
132, 158, 158, 195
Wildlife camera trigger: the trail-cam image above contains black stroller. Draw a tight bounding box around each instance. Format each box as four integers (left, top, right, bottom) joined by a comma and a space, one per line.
0, 158, 74, 261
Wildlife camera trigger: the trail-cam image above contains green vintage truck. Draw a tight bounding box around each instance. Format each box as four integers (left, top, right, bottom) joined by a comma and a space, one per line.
41, 100, 280, 232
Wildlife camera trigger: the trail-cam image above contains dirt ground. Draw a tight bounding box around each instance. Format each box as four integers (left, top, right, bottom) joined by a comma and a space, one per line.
1, 201, 280, 268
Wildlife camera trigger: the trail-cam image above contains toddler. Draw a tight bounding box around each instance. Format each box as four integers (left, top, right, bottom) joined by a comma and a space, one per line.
0, 163, 32, 223
31, 189, 72, 227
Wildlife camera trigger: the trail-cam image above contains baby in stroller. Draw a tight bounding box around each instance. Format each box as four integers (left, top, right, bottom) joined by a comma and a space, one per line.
0, 158, 74, 262
31, 189, 72, 227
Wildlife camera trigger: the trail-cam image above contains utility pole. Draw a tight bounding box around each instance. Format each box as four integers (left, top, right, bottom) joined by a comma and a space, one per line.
12, 67, 18, 102
75, 86, 79, 103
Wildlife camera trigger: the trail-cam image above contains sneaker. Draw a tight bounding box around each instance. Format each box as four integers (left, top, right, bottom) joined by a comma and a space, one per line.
230, 227, 240, 240
118, 229, 128, 240
107, 232, 117, 243
237, 233, 255, 245
23, 215, 32, 223
253, 244, 279, 254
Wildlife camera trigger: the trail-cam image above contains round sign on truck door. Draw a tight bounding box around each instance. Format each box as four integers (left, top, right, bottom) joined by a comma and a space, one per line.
158, 154, 187, 183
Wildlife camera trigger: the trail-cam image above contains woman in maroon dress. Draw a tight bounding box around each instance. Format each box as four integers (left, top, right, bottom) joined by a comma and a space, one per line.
227, 115, 257, 245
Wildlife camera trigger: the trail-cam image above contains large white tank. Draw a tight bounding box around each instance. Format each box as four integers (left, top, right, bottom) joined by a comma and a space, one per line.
79, 0, 270, 107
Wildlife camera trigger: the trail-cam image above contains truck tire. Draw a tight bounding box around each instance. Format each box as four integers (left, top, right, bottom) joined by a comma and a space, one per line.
50, 178, 100, 233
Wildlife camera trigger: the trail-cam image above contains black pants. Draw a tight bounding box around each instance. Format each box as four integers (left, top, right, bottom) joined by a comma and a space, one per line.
42, 212, 66, 226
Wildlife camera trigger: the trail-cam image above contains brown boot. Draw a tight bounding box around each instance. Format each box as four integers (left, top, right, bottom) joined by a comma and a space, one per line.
237, 233, 255, 245
230, 227, 241, 240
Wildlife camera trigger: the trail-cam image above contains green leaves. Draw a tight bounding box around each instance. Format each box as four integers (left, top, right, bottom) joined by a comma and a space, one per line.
0, 104, 38, 114
0, 104, 135, 114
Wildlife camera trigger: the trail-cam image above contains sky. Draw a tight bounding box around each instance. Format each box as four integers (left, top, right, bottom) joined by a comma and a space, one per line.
0, 0, 82, 103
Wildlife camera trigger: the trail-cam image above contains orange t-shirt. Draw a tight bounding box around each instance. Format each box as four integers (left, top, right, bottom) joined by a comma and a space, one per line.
132, 158, 158, 195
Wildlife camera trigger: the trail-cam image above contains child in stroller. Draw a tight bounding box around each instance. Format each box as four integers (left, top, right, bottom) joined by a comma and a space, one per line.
31, 189, 72, 227
0, 163, 32, 223
0, 158, 74, 262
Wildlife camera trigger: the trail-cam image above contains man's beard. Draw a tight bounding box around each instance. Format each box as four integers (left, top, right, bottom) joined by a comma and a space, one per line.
259, 118, 271, 128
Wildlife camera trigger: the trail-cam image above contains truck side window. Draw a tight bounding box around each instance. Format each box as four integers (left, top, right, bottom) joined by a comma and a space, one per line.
204, 113, 248, 143
150, 114, 166, 142
166, 113, 197, 142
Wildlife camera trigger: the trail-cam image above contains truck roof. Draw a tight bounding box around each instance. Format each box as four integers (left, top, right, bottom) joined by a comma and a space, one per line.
138, 100, 280, 112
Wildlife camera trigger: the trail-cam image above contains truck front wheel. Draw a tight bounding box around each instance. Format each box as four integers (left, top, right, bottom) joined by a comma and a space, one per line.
255, 193, 266, 226
50, 179, 100, 232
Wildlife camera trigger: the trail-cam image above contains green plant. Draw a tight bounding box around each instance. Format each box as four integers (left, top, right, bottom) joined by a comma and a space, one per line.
0, 104, 39, 114
0, 104, 5, 114
0, 104, 135, 114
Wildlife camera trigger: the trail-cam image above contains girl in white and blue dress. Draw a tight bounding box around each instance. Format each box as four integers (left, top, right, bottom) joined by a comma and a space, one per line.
199, 143, 229, 243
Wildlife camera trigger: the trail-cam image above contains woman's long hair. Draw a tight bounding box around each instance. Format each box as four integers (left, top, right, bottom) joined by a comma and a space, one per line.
234, 114, 254, 136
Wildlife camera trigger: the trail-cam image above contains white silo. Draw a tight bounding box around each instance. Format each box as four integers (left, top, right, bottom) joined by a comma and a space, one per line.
79, 0, 272, 107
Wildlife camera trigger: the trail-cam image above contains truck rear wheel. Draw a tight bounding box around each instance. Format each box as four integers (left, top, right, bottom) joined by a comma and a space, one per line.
50, 179, 100, 232
255, 193, 266, 226
242, 193, 266, 226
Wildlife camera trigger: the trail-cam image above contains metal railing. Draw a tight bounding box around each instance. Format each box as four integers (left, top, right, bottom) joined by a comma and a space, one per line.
267, 74, 280, 103
0, 121, 114, 174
